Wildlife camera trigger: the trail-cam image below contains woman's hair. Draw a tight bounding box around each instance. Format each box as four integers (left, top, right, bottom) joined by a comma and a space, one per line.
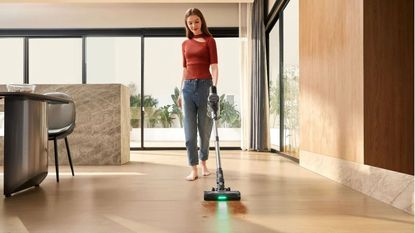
184, 8, 212, 39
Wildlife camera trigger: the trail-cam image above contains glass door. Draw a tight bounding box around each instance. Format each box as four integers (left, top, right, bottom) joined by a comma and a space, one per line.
86, 37, 142, 148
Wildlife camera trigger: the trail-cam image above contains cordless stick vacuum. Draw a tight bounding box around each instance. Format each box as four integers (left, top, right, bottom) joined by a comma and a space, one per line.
204, 86, 241, 201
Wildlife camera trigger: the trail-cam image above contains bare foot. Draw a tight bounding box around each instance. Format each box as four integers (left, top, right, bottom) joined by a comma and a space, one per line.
202, 169, 211, 176
185, 167, 198, 181
185, 174, 198, 181
201, 161, 211, 176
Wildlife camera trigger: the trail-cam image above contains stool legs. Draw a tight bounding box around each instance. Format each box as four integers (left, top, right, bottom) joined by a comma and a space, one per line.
65, 137, 75, 176
53, 138, 59, 182
52, 137, 75, 182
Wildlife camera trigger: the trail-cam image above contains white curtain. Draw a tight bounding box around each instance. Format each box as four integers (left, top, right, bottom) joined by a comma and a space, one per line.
239, 2, 253, 150
239, 0, 270, 151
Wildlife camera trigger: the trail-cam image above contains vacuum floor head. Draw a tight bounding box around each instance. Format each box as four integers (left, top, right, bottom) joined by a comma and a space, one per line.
204, 189, 241, 201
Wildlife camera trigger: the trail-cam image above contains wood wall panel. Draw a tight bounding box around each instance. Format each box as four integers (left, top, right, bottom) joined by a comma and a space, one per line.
299, 0, 364, 163
363, 0, 414, 175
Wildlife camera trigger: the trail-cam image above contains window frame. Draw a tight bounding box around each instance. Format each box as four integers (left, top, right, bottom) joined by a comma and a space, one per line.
0, 27, 239, 150
266, 0, 300, 161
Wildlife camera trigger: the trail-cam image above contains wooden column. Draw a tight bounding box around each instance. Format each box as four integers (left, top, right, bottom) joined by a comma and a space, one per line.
363, 0, 414, 175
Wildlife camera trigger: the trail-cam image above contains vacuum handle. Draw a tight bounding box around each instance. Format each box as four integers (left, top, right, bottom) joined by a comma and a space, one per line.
211, 85, 217, 94
208, 86, 219, 119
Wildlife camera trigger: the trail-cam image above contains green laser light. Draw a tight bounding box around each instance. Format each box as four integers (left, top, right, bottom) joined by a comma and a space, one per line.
217, 195, 228, 201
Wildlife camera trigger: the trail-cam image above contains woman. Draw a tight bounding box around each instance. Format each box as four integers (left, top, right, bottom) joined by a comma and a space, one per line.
178, 8, 218, 181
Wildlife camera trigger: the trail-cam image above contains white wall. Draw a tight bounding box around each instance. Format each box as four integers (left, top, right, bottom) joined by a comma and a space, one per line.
0, 3, 238, 28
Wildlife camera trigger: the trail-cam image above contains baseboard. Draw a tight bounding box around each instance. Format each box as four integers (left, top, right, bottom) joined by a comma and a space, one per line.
300, 150, 414, 215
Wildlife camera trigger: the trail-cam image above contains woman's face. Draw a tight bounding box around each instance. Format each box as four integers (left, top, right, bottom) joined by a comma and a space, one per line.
186, 15, 202, 35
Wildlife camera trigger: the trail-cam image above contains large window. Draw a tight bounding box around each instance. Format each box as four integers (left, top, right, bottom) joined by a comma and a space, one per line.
0, 38, 24, 84
143, 37, 241, 147
0, 38, 25, 137
215, 38, 241, 147
267, 0, 300, 157
86, 37, 141, 85
86, 37, 142, 147
283, 0, 299, 157
143, 37, 183, 147
0, 29, 239, 148
269, 21, 280, 151
29, 38, 82, 84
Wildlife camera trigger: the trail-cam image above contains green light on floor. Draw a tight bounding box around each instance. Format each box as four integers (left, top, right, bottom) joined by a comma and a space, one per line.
217, 195, 227, 201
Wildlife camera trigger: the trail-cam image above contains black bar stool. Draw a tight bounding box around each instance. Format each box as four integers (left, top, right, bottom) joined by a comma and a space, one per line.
45, 92, 76, 182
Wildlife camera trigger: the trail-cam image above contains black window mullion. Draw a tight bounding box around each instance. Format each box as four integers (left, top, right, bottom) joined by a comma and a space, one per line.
264, 0, 269, 21
0, 27, 237, 38
279, 13, 284, 152
82, 36, 86, 84
266, 0, 290, 33
140, 35, 145, 149
266, 30, 270, 88
24, 38, 29, 84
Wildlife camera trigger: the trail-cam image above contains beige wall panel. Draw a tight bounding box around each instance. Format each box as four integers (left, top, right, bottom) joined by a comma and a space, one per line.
0, 84, 131, 165
0, 3, 238, 28
299, 0, 364, 163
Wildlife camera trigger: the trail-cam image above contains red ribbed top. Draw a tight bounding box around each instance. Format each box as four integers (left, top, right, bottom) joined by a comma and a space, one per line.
182, 34, 218, 79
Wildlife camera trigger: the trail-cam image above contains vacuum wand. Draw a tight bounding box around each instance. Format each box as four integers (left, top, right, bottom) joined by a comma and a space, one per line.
204, 86, 241, 201
208, 86, 225, 191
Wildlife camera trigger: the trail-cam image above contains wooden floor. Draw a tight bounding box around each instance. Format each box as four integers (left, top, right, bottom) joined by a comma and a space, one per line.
0, 150, 413, 233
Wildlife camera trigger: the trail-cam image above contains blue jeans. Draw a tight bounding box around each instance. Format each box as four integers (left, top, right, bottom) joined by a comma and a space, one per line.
182, 78, 213, 166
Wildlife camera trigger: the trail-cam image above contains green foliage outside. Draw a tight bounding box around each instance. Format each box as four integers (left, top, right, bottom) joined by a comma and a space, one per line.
170, 87, 183, 127
159, 105, 175, 128
219, 94, 241, 128
129, 84, 241, 129
283, 66, 299, 134
130, 94, 161, 128
269, 65, 299, 155
269, 80, 280, 128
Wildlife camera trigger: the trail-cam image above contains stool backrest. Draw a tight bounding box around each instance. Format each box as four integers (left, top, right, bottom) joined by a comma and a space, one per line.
44, 92, 76, 131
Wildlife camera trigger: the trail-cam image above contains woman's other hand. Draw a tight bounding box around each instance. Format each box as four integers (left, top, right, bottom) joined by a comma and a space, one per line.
178, 95, 182, 108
